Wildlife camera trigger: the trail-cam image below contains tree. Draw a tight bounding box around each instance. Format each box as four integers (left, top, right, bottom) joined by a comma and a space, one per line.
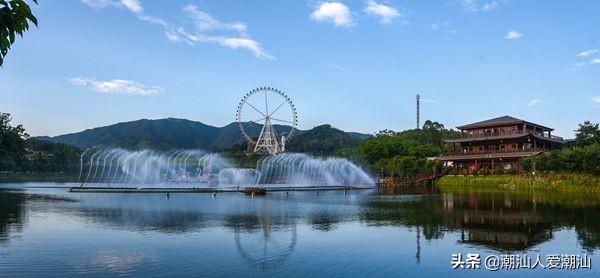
422, 120, 445, 131
358, 120, 459, 178
0, 112, 28, 170
0, 0, 37, 67
575, 121, 600, 146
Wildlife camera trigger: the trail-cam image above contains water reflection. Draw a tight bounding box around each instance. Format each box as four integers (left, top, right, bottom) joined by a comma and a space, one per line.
363, 186, 600, 253
226, 213, 297, 271
1, 184, 600, 276
0, 189, 26, 244
445, 193, 553, 251
73, 205, 209, 233
309, 211, 342, 232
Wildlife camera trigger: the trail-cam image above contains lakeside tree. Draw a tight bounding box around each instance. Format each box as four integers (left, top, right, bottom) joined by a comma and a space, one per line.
575, 121, 600, 146
0, 112, 80, 172
0, 112, 28, 170
358, 120, 460, 178
520, 121, 600, 175
521, 144, 600, 175
0, 0, 37, 67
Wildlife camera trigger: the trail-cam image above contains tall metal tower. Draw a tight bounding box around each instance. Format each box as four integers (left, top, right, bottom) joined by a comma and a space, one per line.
416, 94, 420, 129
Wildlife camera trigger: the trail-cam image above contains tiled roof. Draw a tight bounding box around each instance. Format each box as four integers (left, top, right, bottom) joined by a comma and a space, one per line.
456, 116, 523, 130
456, 116, 553, 131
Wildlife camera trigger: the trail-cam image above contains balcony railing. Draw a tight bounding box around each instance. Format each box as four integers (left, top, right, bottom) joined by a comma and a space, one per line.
441, 147, 544, 157
462, 130, 563, 141
535, 132, 564, 141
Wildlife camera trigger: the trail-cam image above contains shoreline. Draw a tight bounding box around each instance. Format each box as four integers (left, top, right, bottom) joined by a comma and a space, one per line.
437, 173, 600, 192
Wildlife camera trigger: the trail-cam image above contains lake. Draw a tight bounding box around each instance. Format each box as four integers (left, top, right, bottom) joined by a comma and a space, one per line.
1, 183, 599, 277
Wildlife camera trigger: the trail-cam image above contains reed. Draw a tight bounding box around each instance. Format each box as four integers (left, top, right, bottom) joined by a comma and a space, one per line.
437, 173, 600, 192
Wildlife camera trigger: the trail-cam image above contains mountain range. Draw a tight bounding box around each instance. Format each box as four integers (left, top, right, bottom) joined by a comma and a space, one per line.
39, 118, 371, 153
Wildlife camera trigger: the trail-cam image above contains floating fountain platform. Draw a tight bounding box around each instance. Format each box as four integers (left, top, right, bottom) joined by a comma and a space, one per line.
243, 187, 267, 195
68, 185, 374, 194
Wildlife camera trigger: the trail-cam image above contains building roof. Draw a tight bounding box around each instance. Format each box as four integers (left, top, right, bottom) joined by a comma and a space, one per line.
456, 116, 553, 131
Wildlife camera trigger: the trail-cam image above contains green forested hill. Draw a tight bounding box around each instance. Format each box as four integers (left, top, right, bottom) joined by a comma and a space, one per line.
286, 124, 361, 155
47, 118, 219, 150
41, 118, 370, 152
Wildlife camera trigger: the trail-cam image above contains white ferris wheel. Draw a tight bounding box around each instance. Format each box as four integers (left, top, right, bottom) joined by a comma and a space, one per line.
236, 87, 298, 154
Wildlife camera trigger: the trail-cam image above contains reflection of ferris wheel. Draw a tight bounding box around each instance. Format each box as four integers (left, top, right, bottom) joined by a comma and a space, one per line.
234, 225, 298, 271
236, 87, 298, 154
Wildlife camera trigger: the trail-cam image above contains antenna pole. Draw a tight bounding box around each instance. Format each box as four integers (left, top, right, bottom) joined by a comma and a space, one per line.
416, 94, 420, 129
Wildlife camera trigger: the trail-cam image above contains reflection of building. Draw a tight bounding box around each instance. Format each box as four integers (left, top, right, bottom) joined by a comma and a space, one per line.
444, 194, 553, 251
437, 116, 564, 173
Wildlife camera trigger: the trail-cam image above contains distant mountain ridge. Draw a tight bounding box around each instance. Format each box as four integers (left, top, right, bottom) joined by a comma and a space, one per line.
40, 118, 371, 151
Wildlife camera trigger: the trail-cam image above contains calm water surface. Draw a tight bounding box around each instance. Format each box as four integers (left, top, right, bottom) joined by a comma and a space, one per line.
1, 183, 599, 277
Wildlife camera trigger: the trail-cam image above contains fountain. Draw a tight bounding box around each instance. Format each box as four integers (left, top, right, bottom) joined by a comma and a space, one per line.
218, 168, 262, 186
78, 148, 230, 186
257, 153, 374, 186
77, 148, 374, 188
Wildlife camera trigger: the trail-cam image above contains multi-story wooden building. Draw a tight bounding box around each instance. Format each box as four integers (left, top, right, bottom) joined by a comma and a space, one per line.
438, 116, 565, 173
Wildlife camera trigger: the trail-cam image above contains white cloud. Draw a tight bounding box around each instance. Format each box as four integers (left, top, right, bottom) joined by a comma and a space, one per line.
570, 58, 600, 70
68, 77, 164, 96
175, 4, 273, 60
174, 28, 274, 60
183, 4, 246, 32
327, 63, 346, 70
79, 0, 116, 9
216, 37, 274, 60
481, 1, 499, 11
121, 0, 142, 13
592, 96, 600, 104
310, 2, 355, 28
430, 22, 449, 31
79, 0, 140, 13
80, 1, 273, 60
364, 0, 402, 24
505, 30, 522, 40
458, 0, 503, 13
527, 99, 540, 107
577, 49, 599, 57
164, 30, 181, 42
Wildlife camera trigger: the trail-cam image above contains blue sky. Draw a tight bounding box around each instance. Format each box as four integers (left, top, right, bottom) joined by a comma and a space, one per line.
1, 0, 599, 138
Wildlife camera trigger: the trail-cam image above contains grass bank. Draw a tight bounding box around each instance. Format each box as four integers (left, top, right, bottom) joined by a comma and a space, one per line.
437, 173, 600, 192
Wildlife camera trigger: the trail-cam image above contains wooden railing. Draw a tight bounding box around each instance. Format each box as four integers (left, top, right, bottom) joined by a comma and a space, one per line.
462, 130, 563, 141
441, 148, 543, 157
